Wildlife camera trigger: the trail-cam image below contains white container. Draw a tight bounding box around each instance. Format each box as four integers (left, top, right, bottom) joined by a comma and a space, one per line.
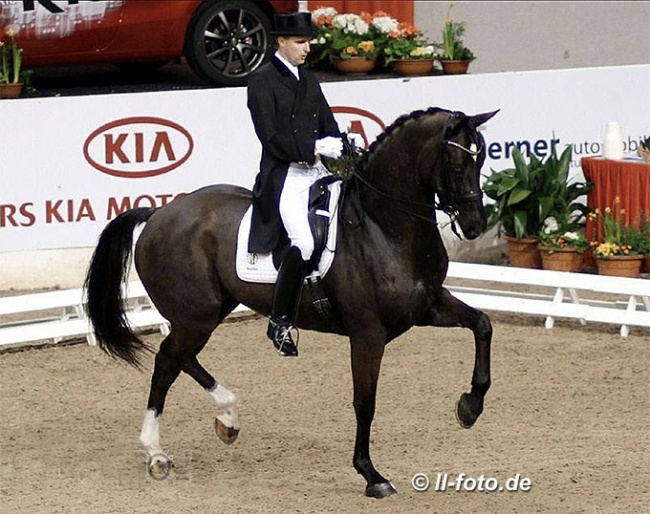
603, 122, 624, 160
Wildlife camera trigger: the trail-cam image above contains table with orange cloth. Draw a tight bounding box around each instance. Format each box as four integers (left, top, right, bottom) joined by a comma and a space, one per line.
581, 157, 650, 266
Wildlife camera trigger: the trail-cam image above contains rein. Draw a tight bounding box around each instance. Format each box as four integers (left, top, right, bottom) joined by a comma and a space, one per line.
349, 117, 484, 236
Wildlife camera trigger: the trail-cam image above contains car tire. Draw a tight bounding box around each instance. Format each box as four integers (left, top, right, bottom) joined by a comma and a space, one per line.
184, 0, 274, 87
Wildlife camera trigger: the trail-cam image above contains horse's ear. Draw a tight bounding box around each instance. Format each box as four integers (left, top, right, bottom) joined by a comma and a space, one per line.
468, 109, 500, 129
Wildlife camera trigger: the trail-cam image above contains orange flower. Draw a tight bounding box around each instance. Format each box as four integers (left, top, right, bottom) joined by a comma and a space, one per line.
360, 11, 373, 24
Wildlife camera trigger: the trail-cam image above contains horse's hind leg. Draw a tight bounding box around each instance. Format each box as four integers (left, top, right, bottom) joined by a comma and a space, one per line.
420, 288, 492, 428
139, 324, 240, 479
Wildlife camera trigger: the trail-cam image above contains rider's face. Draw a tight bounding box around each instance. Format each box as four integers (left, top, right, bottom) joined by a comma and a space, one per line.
277, 36, 311, 66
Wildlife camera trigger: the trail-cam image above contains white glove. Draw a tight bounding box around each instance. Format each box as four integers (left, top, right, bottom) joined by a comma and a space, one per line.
315, 136, 343, 159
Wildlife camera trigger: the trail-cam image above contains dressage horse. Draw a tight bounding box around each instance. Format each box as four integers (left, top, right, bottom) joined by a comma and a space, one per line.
84, 107, 498, 498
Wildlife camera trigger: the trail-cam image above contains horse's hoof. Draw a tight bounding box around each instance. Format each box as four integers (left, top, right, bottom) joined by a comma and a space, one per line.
455, 393, 482, 429
147, 453, 172, 481
365, 481, 398, 499
215, 418, 240, 445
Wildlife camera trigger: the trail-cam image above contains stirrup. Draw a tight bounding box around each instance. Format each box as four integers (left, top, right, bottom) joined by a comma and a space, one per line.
267, 320, 299, 357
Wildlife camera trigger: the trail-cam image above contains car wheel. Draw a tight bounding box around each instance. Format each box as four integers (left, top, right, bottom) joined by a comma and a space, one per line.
185, 0, 273, 87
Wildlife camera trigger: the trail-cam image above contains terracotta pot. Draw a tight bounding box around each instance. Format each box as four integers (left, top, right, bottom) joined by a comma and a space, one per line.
504, 235, 542, 269
0, 82, 24, 99
331, 56, 377, 75
595, 255, 644, 278
538, 246, 583, 273
392, 58, 434, 76
439, 59, 471, 75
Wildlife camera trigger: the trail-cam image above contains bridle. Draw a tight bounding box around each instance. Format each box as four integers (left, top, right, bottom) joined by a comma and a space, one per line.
349, 113, 485, 236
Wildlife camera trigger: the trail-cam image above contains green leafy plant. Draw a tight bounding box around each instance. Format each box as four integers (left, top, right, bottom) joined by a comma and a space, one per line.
588, 197, 645, 258
0, 27, 23, 85
437, 3, 475, 61
638, 212, 650, 256
482, 144, 592, 240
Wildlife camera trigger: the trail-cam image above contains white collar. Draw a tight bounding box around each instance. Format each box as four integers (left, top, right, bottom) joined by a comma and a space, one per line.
275, 51, 300, 80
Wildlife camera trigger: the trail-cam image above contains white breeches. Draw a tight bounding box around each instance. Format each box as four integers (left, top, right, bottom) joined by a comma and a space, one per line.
279, 161, 331, 261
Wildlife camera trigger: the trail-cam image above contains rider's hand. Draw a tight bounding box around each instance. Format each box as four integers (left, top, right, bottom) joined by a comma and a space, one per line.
315, 136, 343, 159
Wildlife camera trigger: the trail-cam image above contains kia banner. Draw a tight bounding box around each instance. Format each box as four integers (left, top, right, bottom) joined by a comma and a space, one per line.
1, 65, 649, 253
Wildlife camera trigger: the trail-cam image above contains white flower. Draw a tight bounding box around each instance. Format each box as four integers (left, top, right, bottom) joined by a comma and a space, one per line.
333, 13, 369, 35
372, 15, 399, 34
543, 216, 559, 234
564, 231, 580, 241
312, 7, 338, 22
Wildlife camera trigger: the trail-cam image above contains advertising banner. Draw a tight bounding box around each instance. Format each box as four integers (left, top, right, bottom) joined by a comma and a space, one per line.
1, 65, 649, 253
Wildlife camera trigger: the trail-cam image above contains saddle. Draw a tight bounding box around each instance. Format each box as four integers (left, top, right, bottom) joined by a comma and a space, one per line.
236, 176, 342, 284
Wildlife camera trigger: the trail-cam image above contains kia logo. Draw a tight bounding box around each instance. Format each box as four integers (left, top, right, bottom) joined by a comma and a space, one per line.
83, 117, 194, 178
332, 107, 386, 150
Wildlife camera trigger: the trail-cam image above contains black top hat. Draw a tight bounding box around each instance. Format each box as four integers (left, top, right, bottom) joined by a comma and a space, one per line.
271, 12, 317, 37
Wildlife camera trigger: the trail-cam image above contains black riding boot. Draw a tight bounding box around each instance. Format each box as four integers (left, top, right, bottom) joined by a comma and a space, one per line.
267, 246, 307, 357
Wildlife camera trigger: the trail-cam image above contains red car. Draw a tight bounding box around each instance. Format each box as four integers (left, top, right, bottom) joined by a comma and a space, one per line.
0, 0, 299, 87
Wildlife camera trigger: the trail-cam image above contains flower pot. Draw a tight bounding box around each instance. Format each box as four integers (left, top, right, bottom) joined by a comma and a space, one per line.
331, 56, 377, 75
439, 59, 471, 75
644, 256, 650, 274
504, 235, 542, 269
0, 82, 24, 99
595, 255, 643, 278
538, 246, 583, 273
392, 58, 434, 76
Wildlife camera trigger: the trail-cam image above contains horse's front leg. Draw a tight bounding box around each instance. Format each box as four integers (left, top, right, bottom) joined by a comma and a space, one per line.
349, 334, 397, 498
420, 287, 492, 428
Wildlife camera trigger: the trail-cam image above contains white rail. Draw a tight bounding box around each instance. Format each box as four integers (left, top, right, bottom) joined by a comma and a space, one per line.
1, 263, 648, 350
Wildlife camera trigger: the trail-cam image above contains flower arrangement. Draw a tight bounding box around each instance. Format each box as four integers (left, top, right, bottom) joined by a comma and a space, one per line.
381, 19, 435, 64
539, 216, 589, 253
0, 27, 23, 85
437, 3, 475, 61
309, 7, 434, 67
310, 7, 380, 64
588, 197, 644, 258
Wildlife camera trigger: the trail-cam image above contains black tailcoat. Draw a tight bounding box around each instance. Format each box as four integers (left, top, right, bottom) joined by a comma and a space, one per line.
247, 57, 341, 253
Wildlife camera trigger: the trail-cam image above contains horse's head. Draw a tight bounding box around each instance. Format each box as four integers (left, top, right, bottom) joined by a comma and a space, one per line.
434, 109, 499, 239
357, 107, 499, 240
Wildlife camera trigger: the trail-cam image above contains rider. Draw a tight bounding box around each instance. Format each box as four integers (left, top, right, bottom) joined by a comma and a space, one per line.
247, 12, 345, 357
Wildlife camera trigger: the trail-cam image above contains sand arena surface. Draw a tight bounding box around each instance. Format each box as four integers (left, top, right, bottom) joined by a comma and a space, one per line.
0, 313, 648, 514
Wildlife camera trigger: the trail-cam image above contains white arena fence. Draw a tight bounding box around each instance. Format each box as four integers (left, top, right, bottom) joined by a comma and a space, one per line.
1, 263, 648, 350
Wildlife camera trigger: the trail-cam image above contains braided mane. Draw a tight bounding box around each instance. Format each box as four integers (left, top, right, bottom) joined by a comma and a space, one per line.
359, 107, 461, 170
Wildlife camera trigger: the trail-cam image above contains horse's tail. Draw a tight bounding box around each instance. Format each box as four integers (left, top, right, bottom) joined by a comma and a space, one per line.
83, 208, 156, 368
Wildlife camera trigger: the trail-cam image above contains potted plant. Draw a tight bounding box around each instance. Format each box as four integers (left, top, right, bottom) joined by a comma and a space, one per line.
0, 27, 25, 98
435, 3, 476, 74
482, 144, 591, 269
310, 8, 380, 74
378, 17, 436, 76
588, 197, 645, 278
538, 216, 590, 272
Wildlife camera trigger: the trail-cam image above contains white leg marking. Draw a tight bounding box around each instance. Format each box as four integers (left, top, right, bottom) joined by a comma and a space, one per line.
209, 384, 240, 431
139, 409, 163, 457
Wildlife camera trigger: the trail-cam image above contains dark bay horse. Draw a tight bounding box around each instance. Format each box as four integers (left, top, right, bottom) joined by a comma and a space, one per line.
84, 107, 498, 498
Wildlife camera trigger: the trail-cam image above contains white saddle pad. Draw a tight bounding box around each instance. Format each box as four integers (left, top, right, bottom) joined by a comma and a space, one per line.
236, 181, 341, 284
